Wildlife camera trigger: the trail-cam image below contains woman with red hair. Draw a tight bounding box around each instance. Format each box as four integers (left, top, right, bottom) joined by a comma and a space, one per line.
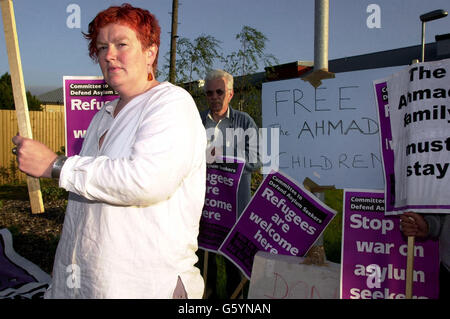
12, 3, 206, 299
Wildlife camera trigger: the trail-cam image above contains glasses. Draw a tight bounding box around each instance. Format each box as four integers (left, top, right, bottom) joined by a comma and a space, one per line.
205, 89, 227, 97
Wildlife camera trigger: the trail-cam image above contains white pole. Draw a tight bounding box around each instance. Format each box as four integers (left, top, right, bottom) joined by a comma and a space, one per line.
315, 0, 329, 71
302, 0, 334, 88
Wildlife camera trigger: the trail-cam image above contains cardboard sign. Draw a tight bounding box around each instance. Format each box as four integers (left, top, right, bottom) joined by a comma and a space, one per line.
248, 251, 340, 299
262, 66, 403, 189
219, 170, 336, 278
340, 190, 440, 299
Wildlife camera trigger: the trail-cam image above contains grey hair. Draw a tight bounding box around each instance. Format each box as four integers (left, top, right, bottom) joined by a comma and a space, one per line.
204, 69, 234, 90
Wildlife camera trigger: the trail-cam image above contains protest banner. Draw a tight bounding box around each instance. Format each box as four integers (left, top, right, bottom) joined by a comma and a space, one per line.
0, 228, 51, 298
262, 66, 403, 189
63, 76, 119, 156
374, 58, 450, 214
198, 156, 245, 252
218, 170, 336, 279
340, 189, 440, 299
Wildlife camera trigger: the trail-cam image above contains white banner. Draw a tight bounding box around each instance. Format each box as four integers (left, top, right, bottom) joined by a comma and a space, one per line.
262, 66, 403, 189
377, 58, 450, 214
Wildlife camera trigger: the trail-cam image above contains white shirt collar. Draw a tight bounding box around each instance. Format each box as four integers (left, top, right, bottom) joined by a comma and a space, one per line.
207, 106, 230, 123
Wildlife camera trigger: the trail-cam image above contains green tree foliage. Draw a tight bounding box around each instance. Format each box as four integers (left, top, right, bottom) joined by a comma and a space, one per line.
163, 26, 278, 127
162, 34, 222, 84
222, 26, 278, 126
0, 73, 13, 109
0, 73, 42, 111
223, 26, 278, 77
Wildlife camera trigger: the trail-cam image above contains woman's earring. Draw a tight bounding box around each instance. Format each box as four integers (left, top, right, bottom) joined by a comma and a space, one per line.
148, 73, 153, 81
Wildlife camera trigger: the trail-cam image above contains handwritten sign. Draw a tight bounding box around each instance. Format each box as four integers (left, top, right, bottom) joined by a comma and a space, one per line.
198, 157, 245, 252
248, 251, 340, 299
374, 59, 450, 214
341, 190, 439, 299
63, 76, 119, 156
218, 170, 336, 278
262, 67, 403, 188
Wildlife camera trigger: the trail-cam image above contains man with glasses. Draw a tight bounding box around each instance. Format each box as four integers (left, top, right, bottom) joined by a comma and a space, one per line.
200, 69, 261, 217
199, 69, 261, 298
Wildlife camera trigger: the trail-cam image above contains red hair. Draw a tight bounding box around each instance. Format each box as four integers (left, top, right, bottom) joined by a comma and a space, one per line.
83, 3, 161, 70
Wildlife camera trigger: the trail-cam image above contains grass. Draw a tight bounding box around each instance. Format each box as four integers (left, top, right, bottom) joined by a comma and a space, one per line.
323, 189, 343, 263
1, 177, 345, 298
0, 181, 67, 274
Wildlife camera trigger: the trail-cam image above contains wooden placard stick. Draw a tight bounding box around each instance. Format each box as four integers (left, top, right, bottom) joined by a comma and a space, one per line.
230, 276, 248, 299
404, 59, 420, 299
302, 177, 335, 265
202, 250, 209, 299
1, 0, 44, 214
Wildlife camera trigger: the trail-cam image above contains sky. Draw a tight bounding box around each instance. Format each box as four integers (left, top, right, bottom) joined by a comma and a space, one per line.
0, 0, 449, 95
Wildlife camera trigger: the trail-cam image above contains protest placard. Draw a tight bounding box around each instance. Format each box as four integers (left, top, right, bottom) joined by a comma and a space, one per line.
374, 58, 450, 214
63, 76, 119, 156
198, 157, 245, 252
340, 189, 440, 299
248, 251, 340, 299
218, 170, 336, 279
262, 66, 403, 189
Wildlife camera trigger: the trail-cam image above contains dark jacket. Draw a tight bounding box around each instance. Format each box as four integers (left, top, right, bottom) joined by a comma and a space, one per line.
200, 106, 262, 216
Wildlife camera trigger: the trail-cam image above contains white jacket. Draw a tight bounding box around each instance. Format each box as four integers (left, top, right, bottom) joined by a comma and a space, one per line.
45, 82, 206, 298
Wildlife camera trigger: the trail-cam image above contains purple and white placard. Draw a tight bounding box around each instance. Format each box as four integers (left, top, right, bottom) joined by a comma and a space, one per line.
64, 76, 119, 156
198, 157, 245, 252
374, 58, 450, 214
219, 170, 336, 278
341, 189, 439, 299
